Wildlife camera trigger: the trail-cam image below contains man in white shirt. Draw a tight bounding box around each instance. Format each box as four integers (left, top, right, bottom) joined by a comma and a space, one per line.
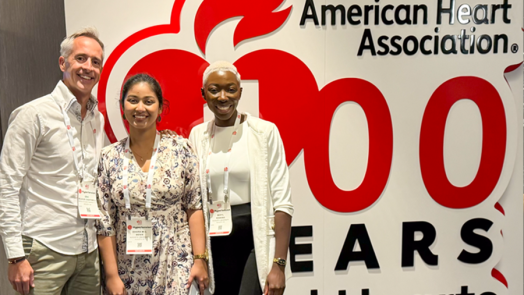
0, 27, 105, 295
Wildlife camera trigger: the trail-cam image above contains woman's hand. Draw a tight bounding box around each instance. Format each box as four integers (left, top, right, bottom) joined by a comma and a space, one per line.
105, 274, 127, 295
187, 259, 209, 293
264, 264, 286, 295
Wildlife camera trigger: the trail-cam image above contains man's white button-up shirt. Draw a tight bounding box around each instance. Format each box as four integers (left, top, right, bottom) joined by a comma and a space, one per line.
0, 81, 103, 259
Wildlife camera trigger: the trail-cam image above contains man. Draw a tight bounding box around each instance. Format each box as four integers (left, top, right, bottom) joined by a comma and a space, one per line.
0, 27, 105, 295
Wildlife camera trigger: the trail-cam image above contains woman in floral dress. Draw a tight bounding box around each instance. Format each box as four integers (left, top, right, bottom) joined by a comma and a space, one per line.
96, 74, 209, 295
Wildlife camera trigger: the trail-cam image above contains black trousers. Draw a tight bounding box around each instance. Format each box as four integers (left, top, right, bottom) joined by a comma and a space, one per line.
211, 203, 263, 295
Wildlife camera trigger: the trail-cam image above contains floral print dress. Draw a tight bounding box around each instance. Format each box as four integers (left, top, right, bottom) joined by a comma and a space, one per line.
96, 136, 201, 295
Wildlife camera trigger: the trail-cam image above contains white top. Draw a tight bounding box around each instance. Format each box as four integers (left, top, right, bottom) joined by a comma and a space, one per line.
208, 123, 250, 205
0, 81, 103, 259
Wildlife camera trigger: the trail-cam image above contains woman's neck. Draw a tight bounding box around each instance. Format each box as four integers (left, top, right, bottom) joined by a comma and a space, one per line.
215, 110, 243, 127
128, 125, 157, 149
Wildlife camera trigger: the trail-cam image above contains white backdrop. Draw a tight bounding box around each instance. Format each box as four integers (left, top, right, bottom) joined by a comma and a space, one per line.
65, 0, 523, 293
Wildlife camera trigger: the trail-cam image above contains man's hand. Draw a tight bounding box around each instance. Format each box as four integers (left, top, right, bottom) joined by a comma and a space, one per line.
8, 259, 34, 295
105, 274, 127, 295
186, 259, 209, 294
264, 263, 286, 295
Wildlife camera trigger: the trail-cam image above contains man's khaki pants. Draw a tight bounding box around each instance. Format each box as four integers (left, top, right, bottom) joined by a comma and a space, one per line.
17, 236, 100, 295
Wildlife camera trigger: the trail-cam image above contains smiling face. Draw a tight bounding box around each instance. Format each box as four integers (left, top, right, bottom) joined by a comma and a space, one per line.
123, 82, 162, 131
59, 36, 103, 100
203, 70, 242, 127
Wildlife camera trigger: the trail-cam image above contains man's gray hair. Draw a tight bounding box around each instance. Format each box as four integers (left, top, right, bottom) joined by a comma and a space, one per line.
203, 61, 241, 86
60, 27, 104, 60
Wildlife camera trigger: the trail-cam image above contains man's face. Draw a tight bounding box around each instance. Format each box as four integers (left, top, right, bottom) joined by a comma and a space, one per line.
59, 36, 103, 99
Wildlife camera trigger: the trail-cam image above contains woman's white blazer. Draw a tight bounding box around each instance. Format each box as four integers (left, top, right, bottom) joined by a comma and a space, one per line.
189, 113, 294, 292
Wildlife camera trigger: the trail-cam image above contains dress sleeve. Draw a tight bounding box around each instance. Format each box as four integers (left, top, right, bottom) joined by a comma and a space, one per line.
267, 125, 294, 216
96, 148, 117, 236
182, 140, 202, 211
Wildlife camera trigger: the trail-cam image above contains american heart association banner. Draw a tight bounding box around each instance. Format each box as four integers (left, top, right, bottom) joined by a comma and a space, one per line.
65, 0, 523, 293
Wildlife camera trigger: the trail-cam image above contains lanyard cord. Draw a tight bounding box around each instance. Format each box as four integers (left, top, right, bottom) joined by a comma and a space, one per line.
122, 133, 161, 218
56, 103, 98, 181
205, 113, 242, 204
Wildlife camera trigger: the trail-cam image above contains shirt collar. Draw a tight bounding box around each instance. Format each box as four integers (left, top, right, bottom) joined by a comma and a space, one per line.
52, 80, 98, 118
204, 112, 251, 136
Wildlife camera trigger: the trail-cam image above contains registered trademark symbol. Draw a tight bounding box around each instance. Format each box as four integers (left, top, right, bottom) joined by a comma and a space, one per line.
511, 43, 519, 53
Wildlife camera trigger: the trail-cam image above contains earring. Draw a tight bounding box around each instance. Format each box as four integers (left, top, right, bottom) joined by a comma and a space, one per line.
157, 116, 161, 122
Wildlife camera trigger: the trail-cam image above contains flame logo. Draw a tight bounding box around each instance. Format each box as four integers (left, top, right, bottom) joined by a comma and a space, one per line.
194, 0, 292, 54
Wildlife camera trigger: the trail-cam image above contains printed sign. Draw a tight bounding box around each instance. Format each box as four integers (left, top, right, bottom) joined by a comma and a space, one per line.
66, 0, 523, 293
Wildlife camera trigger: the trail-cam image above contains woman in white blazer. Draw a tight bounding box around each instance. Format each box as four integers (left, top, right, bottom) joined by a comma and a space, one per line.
189, 61, 293, 295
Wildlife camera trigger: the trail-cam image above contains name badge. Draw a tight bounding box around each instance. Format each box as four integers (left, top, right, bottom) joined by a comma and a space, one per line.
209, 201, 232, 236
126, 217, 153, 254
78, 182, 101, 219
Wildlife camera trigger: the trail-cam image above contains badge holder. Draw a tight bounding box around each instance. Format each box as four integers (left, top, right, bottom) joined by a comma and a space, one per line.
126, 215, 153, 254
78, 181, 101, 219
208, 191, 233, 236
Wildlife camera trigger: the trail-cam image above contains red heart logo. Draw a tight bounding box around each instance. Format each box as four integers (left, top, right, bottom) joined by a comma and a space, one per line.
98, 0, 292, 140
97, 0, 392, 213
